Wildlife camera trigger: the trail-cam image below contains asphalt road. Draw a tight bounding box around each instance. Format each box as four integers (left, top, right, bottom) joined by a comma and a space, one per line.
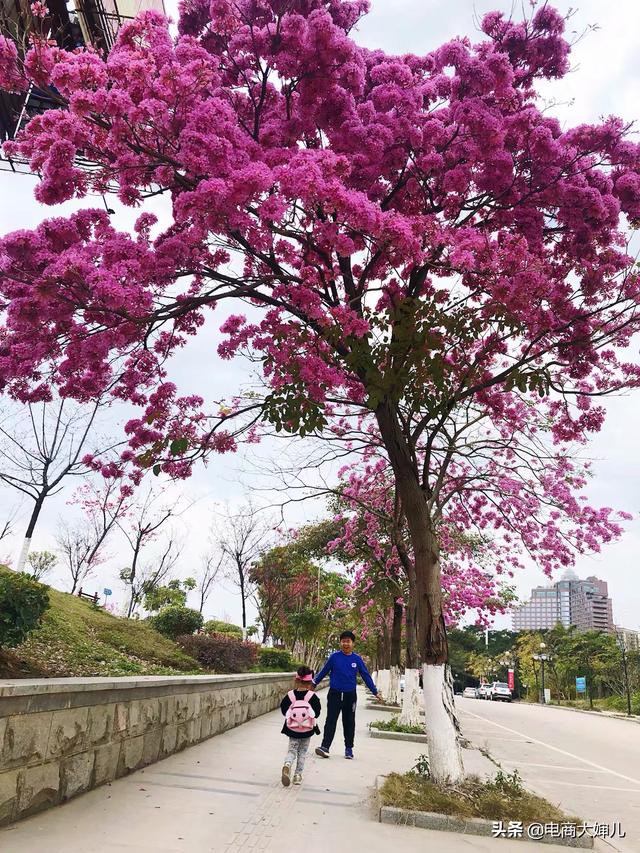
457, 697, 640, 852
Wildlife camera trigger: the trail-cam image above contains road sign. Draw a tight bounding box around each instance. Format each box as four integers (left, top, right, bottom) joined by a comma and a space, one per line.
103, 588, 112, 596
507, 668, 515, 691
576, 676, 586, 693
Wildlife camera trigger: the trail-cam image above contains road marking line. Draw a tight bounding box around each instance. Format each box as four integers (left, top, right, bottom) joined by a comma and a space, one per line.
534, 779, 640, 793
499, 761, 611, 773
461, 708, 640, 786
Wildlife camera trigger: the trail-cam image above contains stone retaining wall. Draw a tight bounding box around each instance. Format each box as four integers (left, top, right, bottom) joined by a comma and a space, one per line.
0, 672, 292, 826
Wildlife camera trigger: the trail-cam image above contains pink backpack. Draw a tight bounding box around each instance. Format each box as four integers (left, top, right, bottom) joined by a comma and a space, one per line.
285, 690, 316, 734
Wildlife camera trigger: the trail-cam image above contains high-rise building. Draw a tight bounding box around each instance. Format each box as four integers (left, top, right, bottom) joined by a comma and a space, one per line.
512, 569, 615, 633
615, 626, 640, 652
1, 0, 165, 165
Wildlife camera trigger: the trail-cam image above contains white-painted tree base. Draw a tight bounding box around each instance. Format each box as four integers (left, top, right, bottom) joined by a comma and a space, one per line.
388, 665, 401, 706
398, 668, 423, 728
15, 537, 31, 574
377, 668, 390, 701
422, 663, 464, 783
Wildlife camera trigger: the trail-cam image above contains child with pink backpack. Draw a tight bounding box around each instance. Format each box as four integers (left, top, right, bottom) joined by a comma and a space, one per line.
279, 665, 322, 786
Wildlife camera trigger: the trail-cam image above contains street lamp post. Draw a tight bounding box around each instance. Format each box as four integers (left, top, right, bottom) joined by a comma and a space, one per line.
616, 631, 632, 717
533, 642, 550, 704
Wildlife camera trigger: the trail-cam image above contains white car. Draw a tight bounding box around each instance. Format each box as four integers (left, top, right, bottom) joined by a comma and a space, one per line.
463, 687, 478, 699
477, 684, 490, 699
487, 681, 512, 702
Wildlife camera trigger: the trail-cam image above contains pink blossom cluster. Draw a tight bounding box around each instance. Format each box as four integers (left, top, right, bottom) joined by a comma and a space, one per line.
0, 1, 638, 615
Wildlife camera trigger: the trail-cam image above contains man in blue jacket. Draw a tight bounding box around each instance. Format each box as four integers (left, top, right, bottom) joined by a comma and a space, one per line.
313, 630, 382, 759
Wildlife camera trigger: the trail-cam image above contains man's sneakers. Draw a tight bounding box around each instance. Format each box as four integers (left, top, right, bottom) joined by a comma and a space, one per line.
281, 763, 291, 786
315, 746, 330, 758
292, 773, 302, 785
345, 747, 354, 759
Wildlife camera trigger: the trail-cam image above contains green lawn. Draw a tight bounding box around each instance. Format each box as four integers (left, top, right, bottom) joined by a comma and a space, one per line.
0, 567, 201, 678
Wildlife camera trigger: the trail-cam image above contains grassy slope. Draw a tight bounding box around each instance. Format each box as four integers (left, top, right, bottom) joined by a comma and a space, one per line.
0, 567, 200, 678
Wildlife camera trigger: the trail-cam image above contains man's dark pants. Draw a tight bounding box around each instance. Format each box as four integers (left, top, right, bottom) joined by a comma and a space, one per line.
321, 688, 357, 750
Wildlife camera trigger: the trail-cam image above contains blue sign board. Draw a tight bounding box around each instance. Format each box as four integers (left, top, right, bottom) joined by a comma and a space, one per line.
576, 676, 586, 693
103, 588, 112, 596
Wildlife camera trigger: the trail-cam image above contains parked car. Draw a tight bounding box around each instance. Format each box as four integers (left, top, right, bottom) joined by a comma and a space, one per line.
477, 684, 490, 699
462, 687, 478, 699
487, 681, 512, 702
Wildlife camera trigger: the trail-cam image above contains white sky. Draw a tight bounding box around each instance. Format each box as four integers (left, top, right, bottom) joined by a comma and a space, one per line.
1, 0, 639, 632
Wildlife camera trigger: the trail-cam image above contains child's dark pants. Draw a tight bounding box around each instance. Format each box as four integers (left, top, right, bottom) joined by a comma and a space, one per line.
320, 688, 357, 750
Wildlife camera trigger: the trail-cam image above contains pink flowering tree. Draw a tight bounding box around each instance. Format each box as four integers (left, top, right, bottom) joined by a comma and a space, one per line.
55, 479, 132, 593
1, 1, 640, 778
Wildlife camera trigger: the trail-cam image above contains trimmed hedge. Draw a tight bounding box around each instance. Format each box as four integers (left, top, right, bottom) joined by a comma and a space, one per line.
150, 605, 203, 640
203, 619, 243, 637
259, 647, 294, 670
176, 632, 258, 673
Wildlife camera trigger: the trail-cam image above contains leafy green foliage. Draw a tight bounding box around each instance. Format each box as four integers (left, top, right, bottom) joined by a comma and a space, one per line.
370, 717, 425, 735
412, 754, 431, 779
144, 577, 196, 613
203, 619, 243, 637
0, 570, 50, 648
26, 551, 57, 581
150, 605, 203, 640
258, 647, 294, 670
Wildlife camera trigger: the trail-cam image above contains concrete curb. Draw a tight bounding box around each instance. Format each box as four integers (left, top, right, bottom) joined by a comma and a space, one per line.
370, 729, 428, 743
374, 776, 594, 849
533, 703, 640, 725
365, 703, 401, 712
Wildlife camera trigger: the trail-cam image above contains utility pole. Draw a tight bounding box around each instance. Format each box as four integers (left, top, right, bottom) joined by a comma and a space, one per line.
617, 632, 632, 716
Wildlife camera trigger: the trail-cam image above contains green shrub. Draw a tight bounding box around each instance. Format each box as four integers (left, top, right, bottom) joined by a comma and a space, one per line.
602, 693, 640, 715
0, 571, 50, 648
151, 605, 203, 640
176, 633, 258, 673
370, 716, 425, 735
203, 619, 243, 637
258, 647, 294, 670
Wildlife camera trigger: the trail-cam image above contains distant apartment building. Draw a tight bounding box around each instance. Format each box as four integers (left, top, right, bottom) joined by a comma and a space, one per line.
512, 569, 614, 633
1, 0, 164, 161
615, 626, 640, 652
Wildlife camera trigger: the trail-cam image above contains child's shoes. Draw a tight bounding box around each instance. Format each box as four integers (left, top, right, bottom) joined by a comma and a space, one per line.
281, 763, 291, 786
292, 773, 302, 785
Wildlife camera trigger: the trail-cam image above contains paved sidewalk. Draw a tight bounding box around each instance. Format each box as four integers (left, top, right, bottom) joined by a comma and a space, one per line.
1, 689, 581, 853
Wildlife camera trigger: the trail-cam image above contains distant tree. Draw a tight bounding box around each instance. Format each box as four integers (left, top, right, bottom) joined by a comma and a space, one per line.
55, 480, 131, 593
218, 503, 273, 639
25, 550, 57, 581
196, 548, 223, 615
144, 577, 196, 613
117, 489, 182, 617
0, 396, 118, 571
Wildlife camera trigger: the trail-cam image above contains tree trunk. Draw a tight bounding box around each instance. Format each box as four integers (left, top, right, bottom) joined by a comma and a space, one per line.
15, 537, 31, 574
399, 668, 424, 728
15, 496, 46, 572
375, 401, 463, 783
377, 668, 391, 701
391, 599, 403, 666
381, 617, 391, 669
388, 599, 404, 705
405, 599, 419, 668
239, 571, 247, 640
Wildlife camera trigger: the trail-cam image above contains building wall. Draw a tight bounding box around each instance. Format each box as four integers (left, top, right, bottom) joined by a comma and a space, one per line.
511, 574, 615, 633
0, 672, 292, 827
